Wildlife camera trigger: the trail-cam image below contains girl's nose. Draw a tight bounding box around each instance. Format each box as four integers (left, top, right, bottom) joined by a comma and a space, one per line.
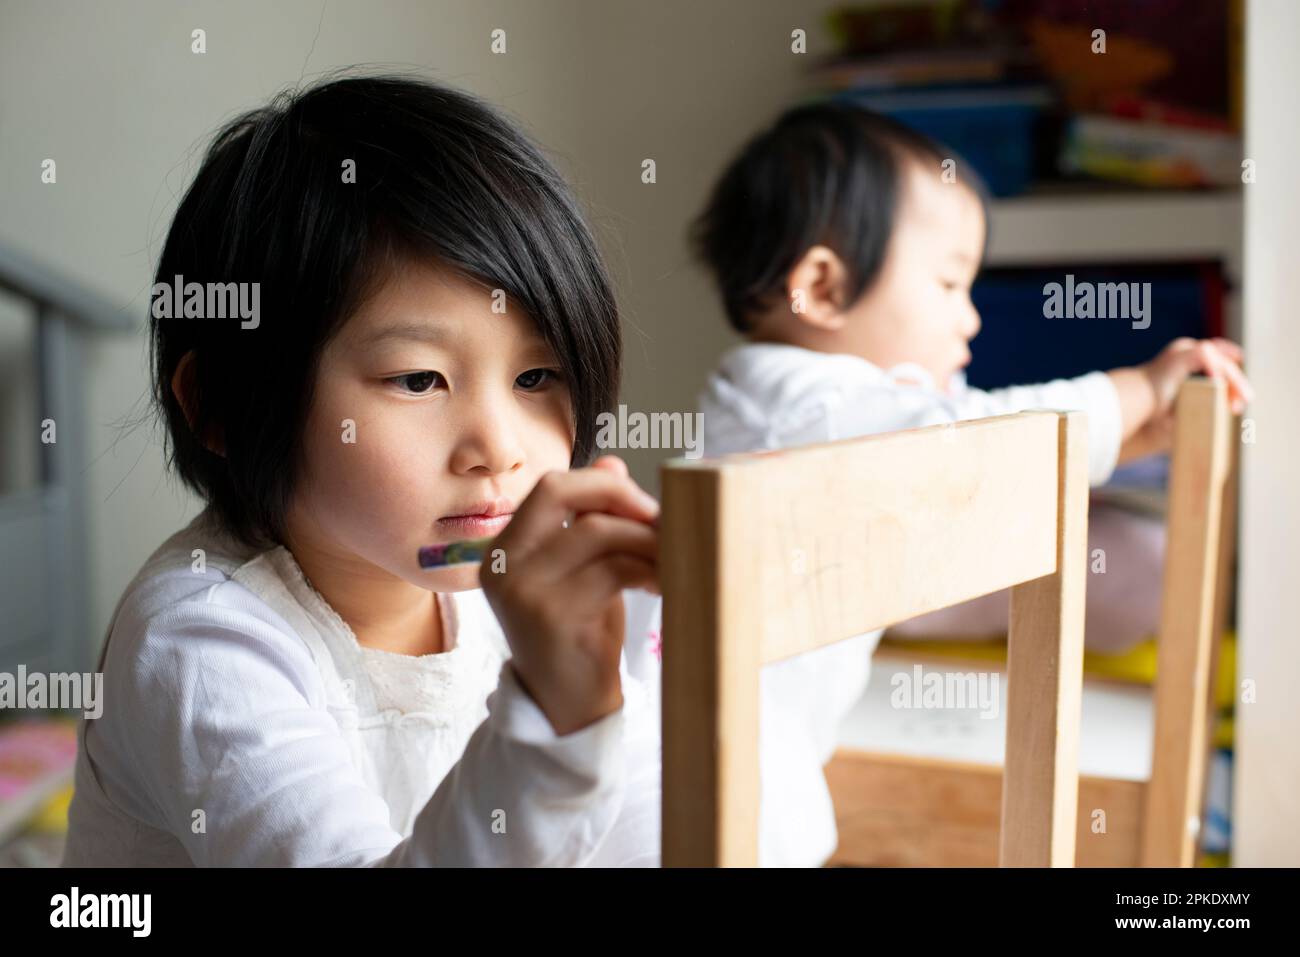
451, 436, 525, 478
449, 408, 526, 477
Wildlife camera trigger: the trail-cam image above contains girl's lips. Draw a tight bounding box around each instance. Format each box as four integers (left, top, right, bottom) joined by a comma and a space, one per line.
435, 512, 514, 537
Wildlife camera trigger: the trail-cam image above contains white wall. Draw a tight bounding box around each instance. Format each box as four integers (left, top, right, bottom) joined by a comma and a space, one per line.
0, 0, 839, 650
1235, 0, 1300, 866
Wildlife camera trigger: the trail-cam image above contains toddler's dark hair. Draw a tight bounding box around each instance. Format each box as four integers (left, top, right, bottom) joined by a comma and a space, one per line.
691, 100, 989, 334
150, 72, 620, 550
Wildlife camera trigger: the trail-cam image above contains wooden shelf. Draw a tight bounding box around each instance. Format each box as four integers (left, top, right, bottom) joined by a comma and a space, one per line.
985, 187, 1243, 268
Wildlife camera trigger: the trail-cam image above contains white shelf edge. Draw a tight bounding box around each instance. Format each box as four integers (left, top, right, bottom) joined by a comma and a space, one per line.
985, 190, 1243, 267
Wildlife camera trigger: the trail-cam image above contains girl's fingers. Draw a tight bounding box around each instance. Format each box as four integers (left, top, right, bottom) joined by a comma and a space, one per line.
577, 456, 635, 522
530, 513, 658, 585
563, 555, 660, 620
589, 455, 630, 479
497, 467, 659, 561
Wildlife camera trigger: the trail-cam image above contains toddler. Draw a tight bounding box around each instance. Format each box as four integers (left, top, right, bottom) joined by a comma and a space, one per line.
691, 101, 1252, 864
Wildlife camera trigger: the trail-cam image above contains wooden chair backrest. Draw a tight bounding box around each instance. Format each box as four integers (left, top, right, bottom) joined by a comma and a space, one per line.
660, 408, 1090, 866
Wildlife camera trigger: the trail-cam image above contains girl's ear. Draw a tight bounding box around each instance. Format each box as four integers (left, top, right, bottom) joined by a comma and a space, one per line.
171, 350, 227, 457
784, 244, 850, 332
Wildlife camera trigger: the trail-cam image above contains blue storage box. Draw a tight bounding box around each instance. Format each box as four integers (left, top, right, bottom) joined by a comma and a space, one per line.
836, 86, 1051, 197
966, 262, 1223, 388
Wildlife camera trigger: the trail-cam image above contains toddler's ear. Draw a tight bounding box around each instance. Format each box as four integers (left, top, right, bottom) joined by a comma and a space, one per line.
784, 244, 849, 332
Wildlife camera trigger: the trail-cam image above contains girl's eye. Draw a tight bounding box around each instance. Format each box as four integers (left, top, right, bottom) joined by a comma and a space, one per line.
389, 371, 444, 394
515, 368, 560, 391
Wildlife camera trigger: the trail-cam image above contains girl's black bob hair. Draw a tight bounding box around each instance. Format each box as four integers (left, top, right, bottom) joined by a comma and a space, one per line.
150, 72, 620, 551
690, 99, 990, 334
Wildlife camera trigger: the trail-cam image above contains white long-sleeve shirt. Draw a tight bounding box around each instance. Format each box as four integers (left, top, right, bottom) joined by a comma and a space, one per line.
62, 503, 841, 867
62, 507, 662, 867
697, 341, 1126, 864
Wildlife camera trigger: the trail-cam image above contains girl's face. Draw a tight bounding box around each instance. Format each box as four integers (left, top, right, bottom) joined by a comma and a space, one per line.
844, 162, 985, 393
285, 256, 575, 592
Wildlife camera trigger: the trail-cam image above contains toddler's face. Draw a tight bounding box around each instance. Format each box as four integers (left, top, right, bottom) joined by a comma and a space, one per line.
285, 255, 574, 592
845, 162, 985, 392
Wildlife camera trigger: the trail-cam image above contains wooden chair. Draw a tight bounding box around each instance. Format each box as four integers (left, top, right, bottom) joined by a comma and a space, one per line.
659, 405, 1091, 866
823, 377, 1236, 867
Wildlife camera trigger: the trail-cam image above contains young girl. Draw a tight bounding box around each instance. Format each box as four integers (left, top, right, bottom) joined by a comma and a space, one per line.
62, 73, 666, 867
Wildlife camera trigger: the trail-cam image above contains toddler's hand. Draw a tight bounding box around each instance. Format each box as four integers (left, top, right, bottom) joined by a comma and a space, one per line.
481, 456, 659, 736
1143, 337, 1253, 416
1117, 338, 1252, 463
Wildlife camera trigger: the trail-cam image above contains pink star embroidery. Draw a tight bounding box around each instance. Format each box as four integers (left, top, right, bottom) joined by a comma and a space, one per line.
647, 628, 662, 662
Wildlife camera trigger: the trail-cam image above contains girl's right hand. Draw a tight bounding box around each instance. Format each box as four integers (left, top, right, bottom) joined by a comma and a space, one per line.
480, 456, 660, 736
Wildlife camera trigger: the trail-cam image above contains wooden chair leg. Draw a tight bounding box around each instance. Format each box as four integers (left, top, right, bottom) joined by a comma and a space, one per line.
661, 469, 761, 867
1141, 382, 1232, 866
1001, 410, 1089, 866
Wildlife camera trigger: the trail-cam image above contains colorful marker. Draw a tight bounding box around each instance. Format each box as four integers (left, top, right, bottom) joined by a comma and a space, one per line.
418, 536, 495, 568
418, 509, 653, 567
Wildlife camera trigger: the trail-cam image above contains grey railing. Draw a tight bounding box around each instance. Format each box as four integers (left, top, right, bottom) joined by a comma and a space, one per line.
0, 240, 132, 680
